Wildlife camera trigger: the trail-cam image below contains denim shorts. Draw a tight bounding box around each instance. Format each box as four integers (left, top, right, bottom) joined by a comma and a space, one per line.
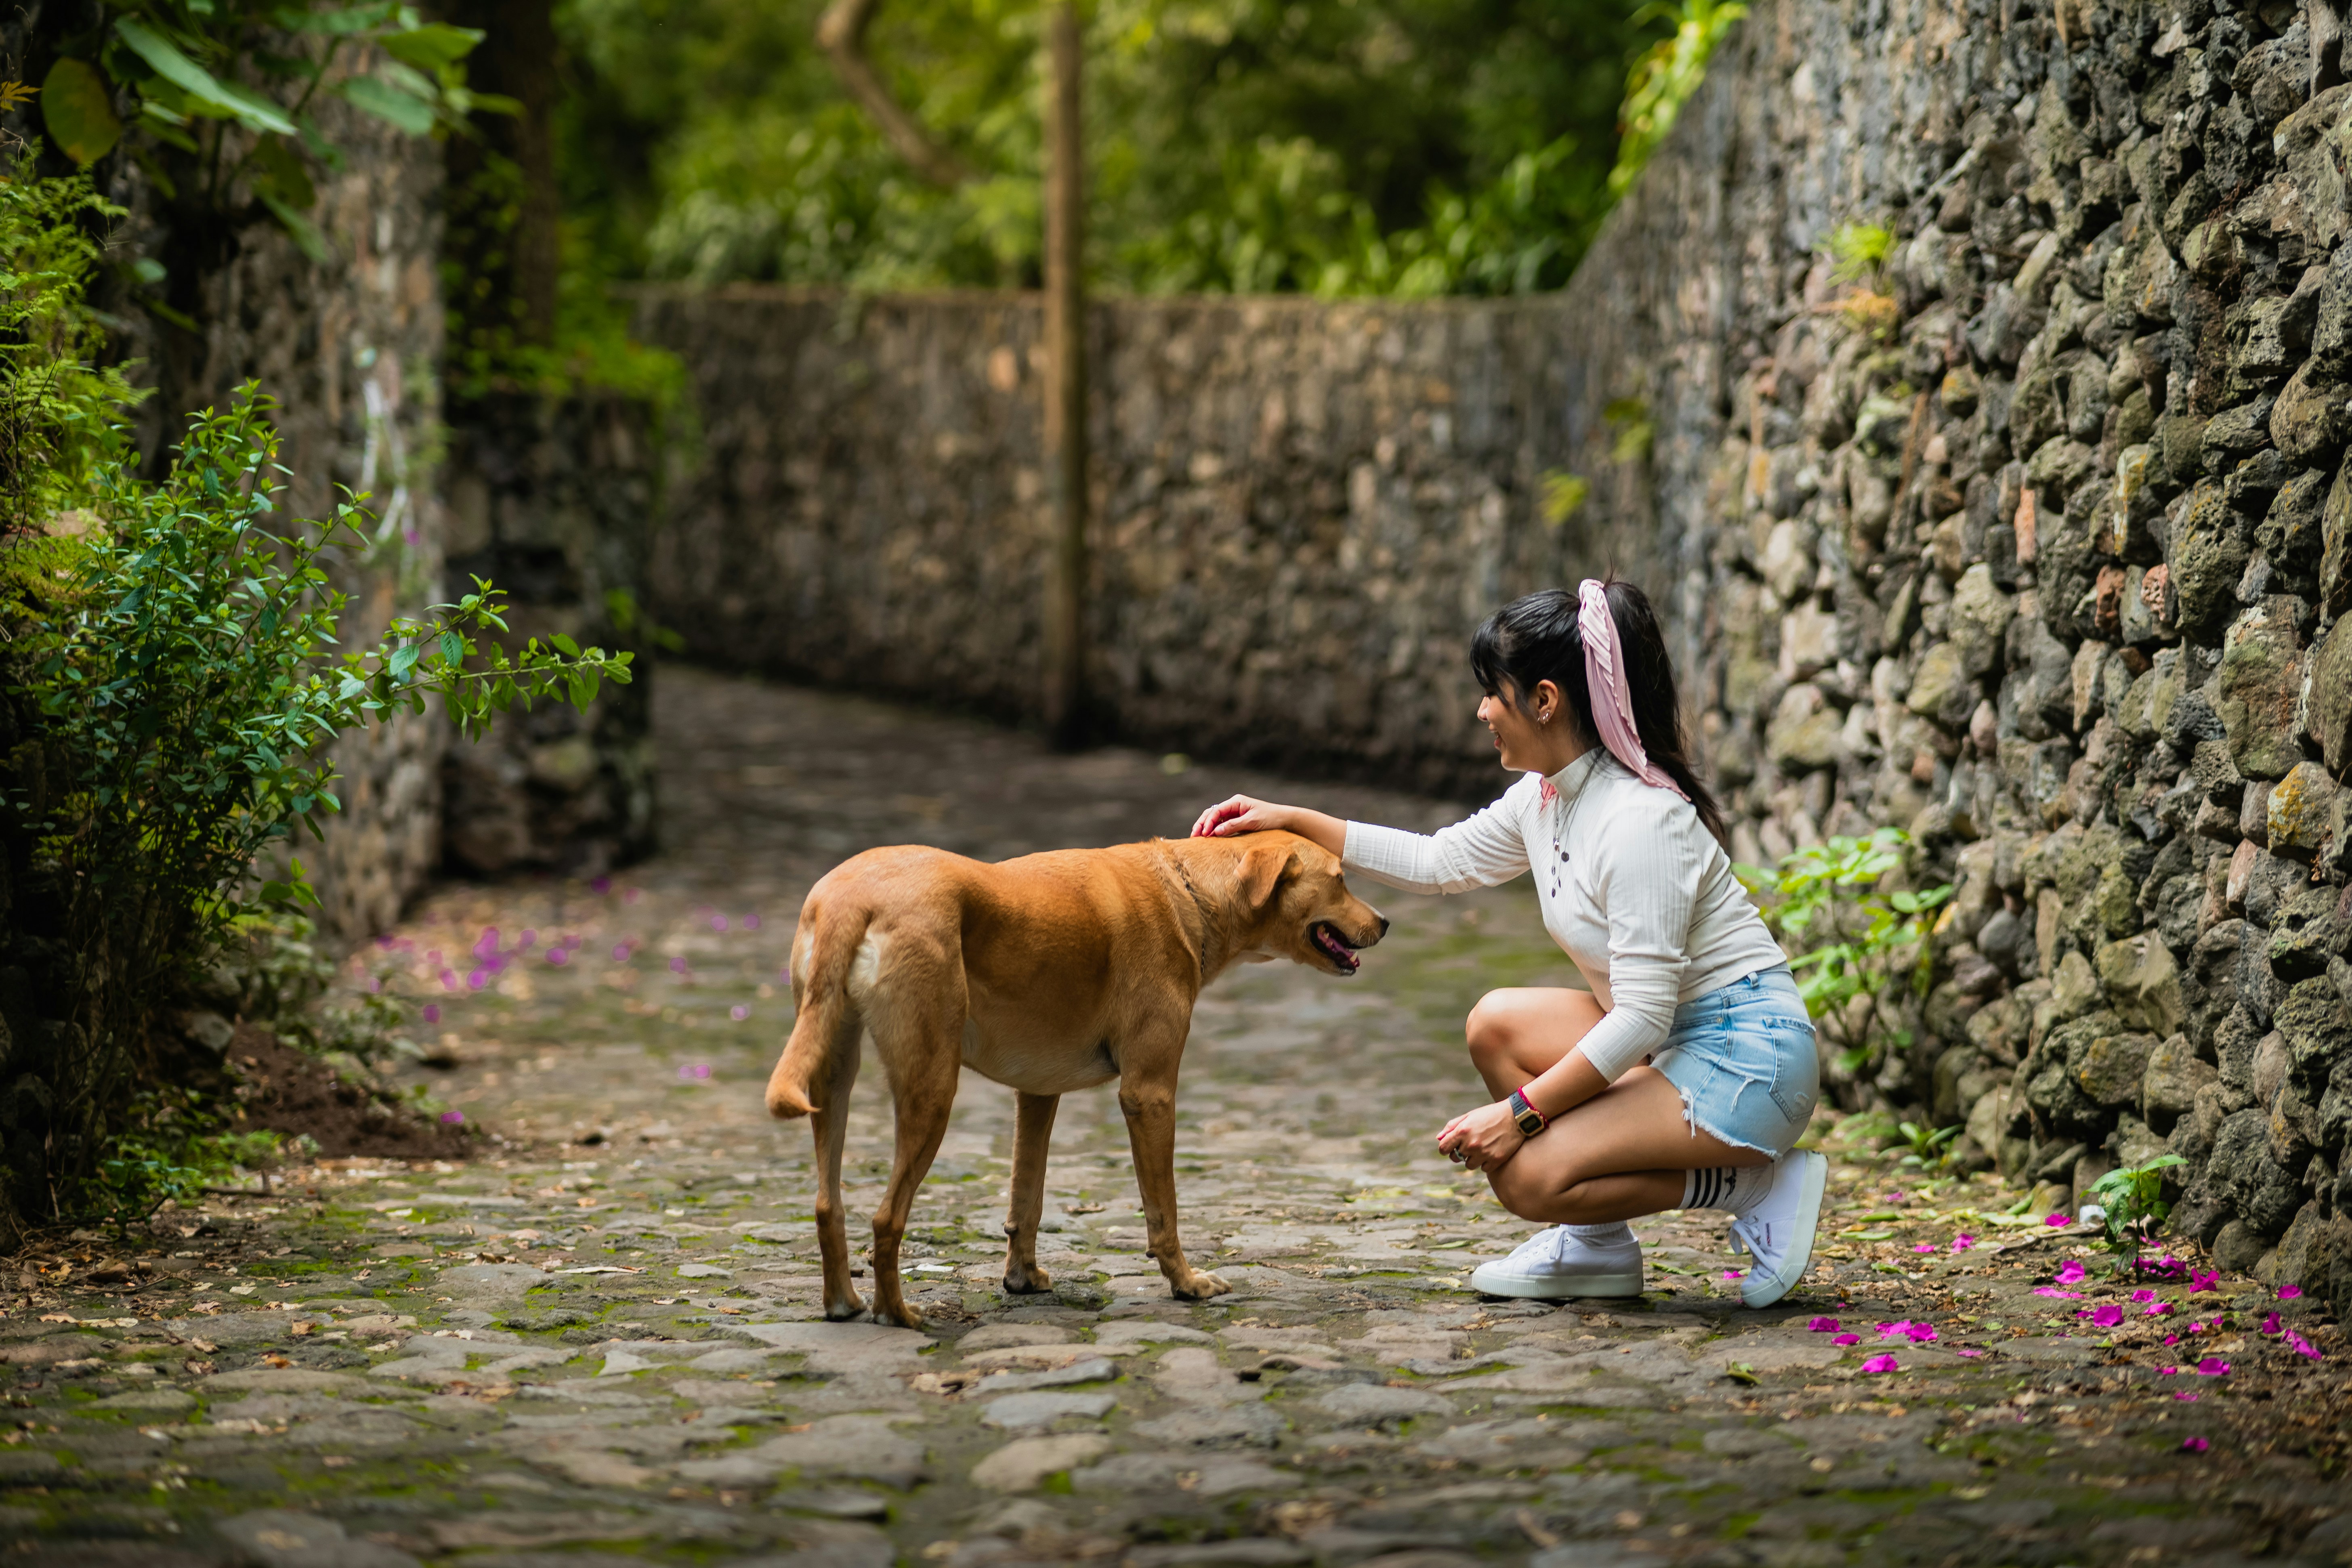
1646, 966, 1819, 1157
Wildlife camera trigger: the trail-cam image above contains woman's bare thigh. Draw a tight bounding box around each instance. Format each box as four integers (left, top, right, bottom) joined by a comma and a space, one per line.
1487, 1065, 1771, 1222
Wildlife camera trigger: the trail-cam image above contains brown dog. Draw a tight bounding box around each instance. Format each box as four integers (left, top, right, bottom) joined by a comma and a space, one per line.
763, 829, 1387, 1327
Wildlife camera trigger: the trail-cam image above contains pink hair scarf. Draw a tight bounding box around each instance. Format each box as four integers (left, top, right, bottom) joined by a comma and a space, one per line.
1577, 578, 1688, 800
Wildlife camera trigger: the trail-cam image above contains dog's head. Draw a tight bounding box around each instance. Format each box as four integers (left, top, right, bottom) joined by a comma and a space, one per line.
1215, 832, 1388, 977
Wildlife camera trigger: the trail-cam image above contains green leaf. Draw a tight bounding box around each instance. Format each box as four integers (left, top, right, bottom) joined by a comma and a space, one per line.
551, 632, 579, 657
114, 18, 296, 134
338, 74, 433, 134
380, 23, 483, 72
439, 628, 464, 666
41, 58, 124, 165
249, 134, 316, 211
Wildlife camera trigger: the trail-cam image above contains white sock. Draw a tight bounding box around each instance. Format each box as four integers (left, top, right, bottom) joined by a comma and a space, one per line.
1565, 1221, 1634, 1243
1682, 1164, 1773, 1215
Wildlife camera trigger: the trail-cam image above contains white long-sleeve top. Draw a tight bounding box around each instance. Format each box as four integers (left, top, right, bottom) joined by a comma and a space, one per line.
1342, 748, 1788, 1083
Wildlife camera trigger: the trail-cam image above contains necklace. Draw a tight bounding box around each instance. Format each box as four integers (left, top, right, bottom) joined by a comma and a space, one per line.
1544, 758, 1598, 901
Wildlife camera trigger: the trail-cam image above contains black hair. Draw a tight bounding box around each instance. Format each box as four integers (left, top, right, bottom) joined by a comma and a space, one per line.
1468, 579, 1729, 847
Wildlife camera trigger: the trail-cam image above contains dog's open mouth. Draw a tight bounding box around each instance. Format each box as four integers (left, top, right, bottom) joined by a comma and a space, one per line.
1311, 922, 1361, 974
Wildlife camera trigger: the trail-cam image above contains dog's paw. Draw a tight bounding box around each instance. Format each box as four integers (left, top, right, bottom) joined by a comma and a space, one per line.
1002, 1263, 1053, 1295
823, 1292, 867, 1322
1172, 1270, 1231, 1301
875, 1301, 925, 1330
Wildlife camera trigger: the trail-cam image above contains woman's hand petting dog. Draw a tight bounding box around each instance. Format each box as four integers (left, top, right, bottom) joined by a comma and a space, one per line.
1191, 794, 1286, 838
1436, 1100, 1525, 1173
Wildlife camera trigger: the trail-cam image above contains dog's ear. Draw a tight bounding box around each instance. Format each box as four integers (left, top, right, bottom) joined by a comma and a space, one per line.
1237, 840, 1295, 909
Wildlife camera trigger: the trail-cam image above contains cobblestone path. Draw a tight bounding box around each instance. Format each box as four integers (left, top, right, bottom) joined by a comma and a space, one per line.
9, 668, 2351, 1568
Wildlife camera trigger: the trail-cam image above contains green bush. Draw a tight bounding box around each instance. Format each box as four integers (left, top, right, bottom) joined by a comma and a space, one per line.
1737, 827, 1953, 1083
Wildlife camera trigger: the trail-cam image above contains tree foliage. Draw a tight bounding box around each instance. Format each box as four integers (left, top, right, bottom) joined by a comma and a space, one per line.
554, 0, 1691, 296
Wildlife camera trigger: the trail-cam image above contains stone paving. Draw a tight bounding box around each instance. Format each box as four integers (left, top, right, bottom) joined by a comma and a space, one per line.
7, 666, 2352, 1568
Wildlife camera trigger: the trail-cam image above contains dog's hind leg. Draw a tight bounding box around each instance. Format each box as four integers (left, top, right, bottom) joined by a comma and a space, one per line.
1001, 1091, 1060, 1294
866, 980, 965, 1331
810, 1031, 865, 1322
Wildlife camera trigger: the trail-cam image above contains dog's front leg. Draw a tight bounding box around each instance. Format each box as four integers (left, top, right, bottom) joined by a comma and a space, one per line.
1116, 1075, 1229, 1302
1002, 1090, 1060, 1294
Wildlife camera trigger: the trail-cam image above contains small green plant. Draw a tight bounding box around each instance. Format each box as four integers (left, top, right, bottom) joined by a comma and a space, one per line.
1603, 396, 1655, 464
1823, 220, 1895, 285
2091, 1154, 2186, 1252
1608, 0, 1750, 202
1539, 469, 1590, 528
1737, 827, 1953, 1080
91, 1088, 306, 1230
1896, 1120, 1961, 1171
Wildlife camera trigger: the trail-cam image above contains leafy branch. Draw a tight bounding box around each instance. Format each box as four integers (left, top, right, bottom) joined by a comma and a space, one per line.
1737, 827, 1953, 1078
19, 384, 628, 952
38, 1, 513, 262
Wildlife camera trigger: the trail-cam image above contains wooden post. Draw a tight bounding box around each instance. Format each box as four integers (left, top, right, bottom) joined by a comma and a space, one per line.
1040, 2, 1087, 747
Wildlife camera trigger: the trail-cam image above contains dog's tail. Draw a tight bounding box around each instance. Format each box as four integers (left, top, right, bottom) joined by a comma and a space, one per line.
765, 894, 868, 1120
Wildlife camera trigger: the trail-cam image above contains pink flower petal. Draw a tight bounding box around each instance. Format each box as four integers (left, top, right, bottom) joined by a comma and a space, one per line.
422, 1004, 440, 1024
439, 1110, 465, 1125
2174, 1390, 2199, 1400
1722, 1270, 1743, 1280
1861, 1354, 1900, 1374
2191, 1270, 2220, 1293
2196, 1358, 2230, 1376
2054, 1260, 2087, 1285
729, 1005, 749, 1021
2262, 1312, 2283, 1335
1951, 1234, 1976, 1252
2082, 1304, 2124, 1329
1807, 1317, 1841, 1332
1832, 1333, 1861, 1346
2180, 1436, 2209, 1453
1912, 1243, 1937, 1253
1955, 1348, 1984, 1358
2045, 1213, 2071, 1227
2278, 1285, 2304, 1300
2144, 1303, 2174, 1316
2032, 1287, 2085, 1299
2130, 1289, 2156, 1302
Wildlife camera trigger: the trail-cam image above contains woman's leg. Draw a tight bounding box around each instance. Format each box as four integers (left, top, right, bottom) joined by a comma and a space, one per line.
1487, 1066, 1769, 1225
1463, 987, 1766, 1224
1462, 987, 1606, 1098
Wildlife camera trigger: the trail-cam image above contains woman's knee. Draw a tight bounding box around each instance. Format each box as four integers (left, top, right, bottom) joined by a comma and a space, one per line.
1464, 992, 1525, 1068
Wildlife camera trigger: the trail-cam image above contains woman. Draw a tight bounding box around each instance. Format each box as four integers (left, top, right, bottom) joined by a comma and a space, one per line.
1191, 580, 1825, 1306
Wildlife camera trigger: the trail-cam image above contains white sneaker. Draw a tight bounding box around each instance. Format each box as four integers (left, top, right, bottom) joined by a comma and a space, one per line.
1468, 1225, 1643, 1299
1728, 1150, 1827, 1308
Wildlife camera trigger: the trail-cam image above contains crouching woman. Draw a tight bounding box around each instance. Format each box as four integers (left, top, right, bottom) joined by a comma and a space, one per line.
1193, 579, 1826, 1306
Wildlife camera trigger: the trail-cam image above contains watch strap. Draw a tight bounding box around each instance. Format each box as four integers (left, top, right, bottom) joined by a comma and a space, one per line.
1508, 1088, 1547, 1136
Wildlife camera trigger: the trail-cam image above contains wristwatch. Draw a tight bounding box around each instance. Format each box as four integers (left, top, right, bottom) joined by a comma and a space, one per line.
1506, 1089, 1547, 1138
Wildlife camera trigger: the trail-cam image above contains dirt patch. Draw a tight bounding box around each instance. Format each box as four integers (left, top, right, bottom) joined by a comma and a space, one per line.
226, 1024, 477, 1160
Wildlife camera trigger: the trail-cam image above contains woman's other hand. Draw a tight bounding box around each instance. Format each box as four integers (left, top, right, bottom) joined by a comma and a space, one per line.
1191, 795, 1291, 838
1436, 1101, 1525, 1173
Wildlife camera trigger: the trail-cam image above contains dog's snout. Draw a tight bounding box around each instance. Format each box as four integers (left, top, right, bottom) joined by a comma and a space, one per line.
1376, 913, 1391, 939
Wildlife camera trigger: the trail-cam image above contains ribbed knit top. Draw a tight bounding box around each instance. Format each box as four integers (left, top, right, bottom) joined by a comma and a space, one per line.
1341, 749, 1789, 1082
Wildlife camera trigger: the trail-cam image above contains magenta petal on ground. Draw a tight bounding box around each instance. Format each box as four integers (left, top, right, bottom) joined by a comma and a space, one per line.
1951, 1234, 1975, 1251
2192, 1269, 2220, 1292
440, 1110, 464, 1125
2196, 1358, 2230, 1376
2180, 1436, 2210, 1453
1722, 1270, 1742, 1280
2045, 1213, 2070, 1227
2131, 1289, 2156, 1302
1905, 1324, 1938, 1343
1807, 1317, 1840, 1332
2085, 1304, 2124, 1328
613, 945, 630, 961
1955, 1348, 1984, 1358
670, 956, 688, 973
422, 1005, 440, 1024
592, 876, 612, 894
730, 1005, 749, 1021
1861, 1354, 1899, 1374
1831, 1333, 1861, 1345
2278, 1285, 2304, 1300
2054, 1259, 2087, 1284
2174, 1390, 2199, 1399
2262, 1312, 2283, 1334
1912, 1243, 1936, 1253
2144, 1303, 2173, 1316
745, 913, 762, 929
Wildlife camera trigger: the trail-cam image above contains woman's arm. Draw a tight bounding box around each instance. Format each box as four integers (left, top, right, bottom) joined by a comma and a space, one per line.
1190, 796, 1346, 855
1197, 777, 1538, 896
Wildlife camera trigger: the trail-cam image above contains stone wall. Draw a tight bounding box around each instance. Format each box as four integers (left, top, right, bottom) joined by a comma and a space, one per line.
626, 0, 2352, 1301
1596, 0, 2352, 1301
440, 392, 659, 877
633, 290, 1668, 800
